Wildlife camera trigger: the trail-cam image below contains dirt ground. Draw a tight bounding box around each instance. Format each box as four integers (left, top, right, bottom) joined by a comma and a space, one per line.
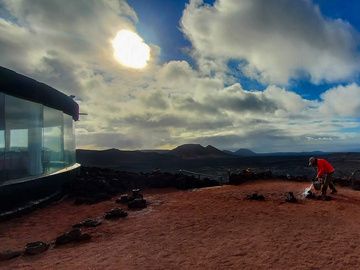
1, 180, 360, 270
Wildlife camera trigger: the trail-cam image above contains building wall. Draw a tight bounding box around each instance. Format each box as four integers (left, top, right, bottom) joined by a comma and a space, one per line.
0, 93, 76, 184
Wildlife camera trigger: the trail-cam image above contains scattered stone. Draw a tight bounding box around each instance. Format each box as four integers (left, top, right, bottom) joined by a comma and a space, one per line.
246, 193, 265, 201
55, 228, 83, 246
115, 194, 129, 204
104, 208, 128, 220
67, 167, 219, 204
0, 250, 22, 261
131, 189, 143, 199
24, 241, 49, 255
285, 192, 298, 203
128, 198, 147, 209
73, 218, 102, 228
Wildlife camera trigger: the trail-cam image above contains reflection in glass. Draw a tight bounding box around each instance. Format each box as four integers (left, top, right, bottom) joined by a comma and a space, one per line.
43, 106, 64, 174
0, 93, 76, 183
64, 114, 76, 166
5, 95, 43, 180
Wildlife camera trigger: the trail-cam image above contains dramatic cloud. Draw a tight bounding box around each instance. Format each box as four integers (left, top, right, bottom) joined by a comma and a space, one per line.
0, 0, 137, 93
0, 0, 359, 151
181, 0, 360, 84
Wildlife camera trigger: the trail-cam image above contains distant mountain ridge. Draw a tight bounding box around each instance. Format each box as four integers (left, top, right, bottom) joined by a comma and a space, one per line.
79, 144, 331, 160
170, 144, 230, 158
256, 151, 329, 157
224, 149, 329, 157
76, 145, 360, 174
234, 148, 257, 156
82, 145, 331, 159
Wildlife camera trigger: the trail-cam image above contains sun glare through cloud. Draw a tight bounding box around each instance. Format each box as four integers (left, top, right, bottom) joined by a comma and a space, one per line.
112, 29, 150, 69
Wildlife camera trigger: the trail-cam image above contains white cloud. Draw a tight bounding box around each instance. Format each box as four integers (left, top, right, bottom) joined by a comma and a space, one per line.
320, 83, 360, 117
264, 86, 311, 114
181, 0, 360, 84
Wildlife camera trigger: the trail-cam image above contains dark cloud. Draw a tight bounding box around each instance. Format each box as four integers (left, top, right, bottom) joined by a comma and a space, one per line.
175, 97, 220, 115
121, 113, 233, 131
33, 54, 81, 94
206, 94, 277, 113
176, 92, 277, 115
143, 91, 169, 110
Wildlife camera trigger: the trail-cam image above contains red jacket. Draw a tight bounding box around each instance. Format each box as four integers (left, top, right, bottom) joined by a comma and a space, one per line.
316, 159, 335, 178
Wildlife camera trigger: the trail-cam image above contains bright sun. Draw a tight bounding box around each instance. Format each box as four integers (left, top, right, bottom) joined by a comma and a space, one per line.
112, 29, 150, 69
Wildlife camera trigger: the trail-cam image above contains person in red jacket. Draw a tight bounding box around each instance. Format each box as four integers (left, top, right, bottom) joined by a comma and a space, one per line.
309, 157, 337, 198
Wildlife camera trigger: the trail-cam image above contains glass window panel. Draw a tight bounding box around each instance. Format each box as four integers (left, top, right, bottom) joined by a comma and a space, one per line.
0, 93, 5, 183
43, 106, 65, 173
10, 129, 28, 148
5, 95, 43, 180
63, 114, 76, 166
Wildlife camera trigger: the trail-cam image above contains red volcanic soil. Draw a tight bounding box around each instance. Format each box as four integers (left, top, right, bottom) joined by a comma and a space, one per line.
1, 180, 360, 270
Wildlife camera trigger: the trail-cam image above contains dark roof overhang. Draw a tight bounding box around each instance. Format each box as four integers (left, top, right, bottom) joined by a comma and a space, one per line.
0, 66, 79, 121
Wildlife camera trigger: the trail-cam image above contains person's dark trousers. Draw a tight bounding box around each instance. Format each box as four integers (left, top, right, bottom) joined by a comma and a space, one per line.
322, 172, 336, 195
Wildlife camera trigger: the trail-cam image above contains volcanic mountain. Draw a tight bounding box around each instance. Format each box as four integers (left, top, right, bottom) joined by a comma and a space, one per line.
234, 148, 257, 156
170, 144, 230, 158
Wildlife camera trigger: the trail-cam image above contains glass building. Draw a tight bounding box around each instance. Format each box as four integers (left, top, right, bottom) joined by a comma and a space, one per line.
0, 66, 80, 213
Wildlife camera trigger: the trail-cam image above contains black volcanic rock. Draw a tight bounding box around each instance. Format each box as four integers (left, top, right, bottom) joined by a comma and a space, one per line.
116, 194, 130, 204
73, 218, 102, 228
0, 250, 22, 261
66, 167, 220, 205
24, 241, 49, 255
285, 192, 298, 203
128, 198, 147, 210
55, 228, 91, 246
55, 229, 82, 246
246, 193, 265, 201
104, 208, 128, 220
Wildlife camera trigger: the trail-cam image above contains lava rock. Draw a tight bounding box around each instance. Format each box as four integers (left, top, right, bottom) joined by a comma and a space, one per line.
115, 194, 130, 204
24, 241, 49, 255
128, 198, 147, 209
73, 218, 102, 228
285, 192, 298, 203
0, 250, 22, 261
104, 208, 128, 220
246, 193, 265, 201
55, 228, 82, 246
131, 189, 143, 199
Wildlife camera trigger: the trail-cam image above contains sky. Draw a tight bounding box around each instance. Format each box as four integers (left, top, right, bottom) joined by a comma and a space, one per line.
0, 0, 360, 152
